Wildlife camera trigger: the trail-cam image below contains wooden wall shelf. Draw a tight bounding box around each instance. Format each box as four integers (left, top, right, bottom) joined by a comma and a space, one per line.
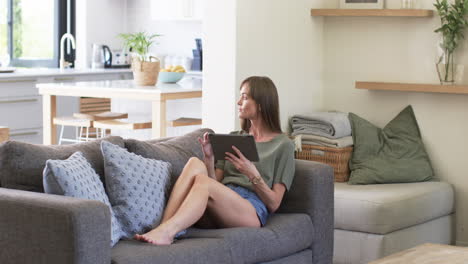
311, 9, 433, 17
356, 81, 468, 94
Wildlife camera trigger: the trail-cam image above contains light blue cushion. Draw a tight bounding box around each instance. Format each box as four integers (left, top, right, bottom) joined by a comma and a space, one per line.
101, 141, 172, 239
43, 151, 122, 246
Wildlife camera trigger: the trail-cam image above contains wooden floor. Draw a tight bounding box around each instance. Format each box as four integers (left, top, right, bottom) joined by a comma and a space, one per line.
369, 243, 468, 264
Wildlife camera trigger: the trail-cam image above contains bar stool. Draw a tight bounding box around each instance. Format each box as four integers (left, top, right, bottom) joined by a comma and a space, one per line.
93, 120, 152, 138
53, 117, 94, 144
54, 112, 128, 145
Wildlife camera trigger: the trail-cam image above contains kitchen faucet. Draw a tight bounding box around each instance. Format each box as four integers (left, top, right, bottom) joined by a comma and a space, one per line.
60, 33, 76, 69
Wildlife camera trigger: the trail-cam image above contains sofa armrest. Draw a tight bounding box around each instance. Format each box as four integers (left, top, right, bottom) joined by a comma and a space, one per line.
0, 188, 111, 264
277, 159, 334, 264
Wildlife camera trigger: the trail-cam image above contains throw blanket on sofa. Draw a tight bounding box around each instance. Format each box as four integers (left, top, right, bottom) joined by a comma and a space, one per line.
291, 112, 351, 139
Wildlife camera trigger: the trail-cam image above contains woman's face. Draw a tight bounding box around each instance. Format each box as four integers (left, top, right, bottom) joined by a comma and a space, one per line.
237, 84, 259, 120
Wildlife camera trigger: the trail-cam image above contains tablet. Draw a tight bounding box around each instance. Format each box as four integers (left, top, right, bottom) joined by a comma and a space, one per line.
208, 133, 259, 162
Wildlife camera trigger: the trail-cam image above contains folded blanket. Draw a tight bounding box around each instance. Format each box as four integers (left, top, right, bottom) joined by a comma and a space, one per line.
291, 112, 351, 139
293, 134, 353, 152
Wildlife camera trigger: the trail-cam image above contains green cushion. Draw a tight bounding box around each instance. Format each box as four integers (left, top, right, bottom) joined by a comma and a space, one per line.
348, 105, 434, 185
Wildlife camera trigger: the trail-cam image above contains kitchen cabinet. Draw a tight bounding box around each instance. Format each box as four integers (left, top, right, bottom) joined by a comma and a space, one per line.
0, 78, 42, 144
0, 70, 132, 144
151, 0, 205, 21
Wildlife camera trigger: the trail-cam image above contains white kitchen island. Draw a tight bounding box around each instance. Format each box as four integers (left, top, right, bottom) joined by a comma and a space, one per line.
37, 78, 202, 145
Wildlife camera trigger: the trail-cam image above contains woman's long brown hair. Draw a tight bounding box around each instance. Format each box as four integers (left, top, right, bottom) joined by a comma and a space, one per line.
240, 76, 282, 133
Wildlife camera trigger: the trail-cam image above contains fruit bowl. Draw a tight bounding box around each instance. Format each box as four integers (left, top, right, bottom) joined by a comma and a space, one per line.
158, 71, 185, 83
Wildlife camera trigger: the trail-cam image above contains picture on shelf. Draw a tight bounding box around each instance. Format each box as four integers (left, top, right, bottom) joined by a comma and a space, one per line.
340, 0, 384, 9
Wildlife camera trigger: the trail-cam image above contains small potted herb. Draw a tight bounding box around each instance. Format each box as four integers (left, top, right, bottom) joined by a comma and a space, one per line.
118, 32, 162, 86
434, 0, 468, 84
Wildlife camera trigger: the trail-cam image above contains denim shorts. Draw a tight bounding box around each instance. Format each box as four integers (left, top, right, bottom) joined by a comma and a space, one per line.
226, 184, 269, 226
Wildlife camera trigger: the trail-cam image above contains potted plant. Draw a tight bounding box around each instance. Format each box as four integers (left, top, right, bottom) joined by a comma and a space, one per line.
118, 32, 162, 86
434, 0, 468, 84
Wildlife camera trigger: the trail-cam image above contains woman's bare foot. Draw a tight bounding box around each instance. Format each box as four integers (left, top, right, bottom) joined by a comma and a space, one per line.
134, 225, 175, 245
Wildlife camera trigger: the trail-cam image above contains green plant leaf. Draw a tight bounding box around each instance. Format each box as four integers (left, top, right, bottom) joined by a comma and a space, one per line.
434, 0, 468, 60
117, 31, 162, 62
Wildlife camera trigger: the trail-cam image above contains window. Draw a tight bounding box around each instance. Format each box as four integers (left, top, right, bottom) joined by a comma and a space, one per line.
0, 0, 75, 68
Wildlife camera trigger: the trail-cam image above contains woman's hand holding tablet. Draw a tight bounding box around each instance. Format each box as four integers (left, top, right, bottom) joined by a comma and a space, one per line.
208, 133, 259, 162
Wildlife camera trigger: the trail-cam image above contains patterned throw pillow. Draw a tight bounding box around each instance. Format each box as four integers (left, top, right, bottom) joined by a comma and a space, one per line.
101, 141, 172, 239
43, 151, 122, 246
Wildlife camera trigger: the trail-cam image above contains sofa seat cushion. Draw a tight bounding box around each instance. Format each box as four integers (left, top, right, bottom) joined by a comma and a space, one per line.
111, 237, 230, 264
0, 137, 124, 192
334, 182, 454, 234
184, 213, 313, 263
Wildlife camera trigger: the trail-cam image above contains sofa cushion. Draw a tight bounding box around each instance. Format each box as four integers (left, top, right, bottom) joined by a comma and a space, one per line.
43, 151, 122, 246
125, 128, 213, 184
101, 141, 172, 239
111, 213, 312, 264
348, 105, 434, 184
0, 136, 124, 192
111, 237, 230, 264
184, 213, 313, 263
334, 181, 454, 234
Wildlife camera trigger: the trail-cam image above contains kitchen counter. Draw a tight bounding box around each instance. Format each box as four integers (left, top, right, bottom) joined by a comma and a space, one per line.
0, 68, 132, 79
36, 77, 202, 95
0, 68, 202, 79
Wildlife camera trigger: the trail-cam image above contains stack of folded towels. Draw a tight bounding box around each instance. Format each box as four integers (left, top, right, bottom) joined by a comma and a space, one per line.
291, 111, 353, 152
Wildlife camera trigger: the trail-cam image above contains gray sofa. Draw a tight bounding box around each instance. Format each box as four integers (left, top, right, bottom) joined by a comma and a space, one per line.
0, 128, 334, 264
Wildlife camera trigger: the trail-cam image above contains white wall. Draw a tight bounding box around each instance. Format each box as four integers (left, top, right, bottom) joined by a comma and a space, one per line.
76, 0, 127, 69
202, 0, 325, 133
201, 0, 237, 133
77, 0, 204, 68
235, 0, 324, 132
126, 0, 202, 67
322, 0, 468, 245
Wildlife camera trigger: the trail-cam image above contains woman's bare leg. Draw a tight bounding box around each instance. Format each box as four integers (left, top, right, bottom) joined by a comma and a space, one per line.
160, 157, 208, 223
136, 175, 260, 245
136, 173, 210, 245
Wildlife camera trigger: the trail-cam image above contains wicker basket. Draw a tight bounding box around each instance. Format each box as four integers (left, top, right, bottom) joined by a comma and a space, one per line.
132, 57, 160, 86
295, 144, 353, 182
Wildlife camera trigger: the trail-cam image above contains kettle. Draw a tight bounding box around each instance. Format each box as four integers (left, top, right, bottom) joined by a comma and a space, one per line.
91, 44, 112, 69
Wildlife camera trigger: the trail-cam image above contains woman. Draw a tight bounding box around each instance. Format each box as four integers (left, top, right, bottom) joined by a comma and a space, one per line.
135, 76, 296, 245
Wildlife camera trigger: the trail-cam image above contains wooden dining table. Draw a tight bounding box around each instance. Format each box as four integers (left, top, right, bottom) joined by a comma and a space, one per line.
37, 79, 202, 145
